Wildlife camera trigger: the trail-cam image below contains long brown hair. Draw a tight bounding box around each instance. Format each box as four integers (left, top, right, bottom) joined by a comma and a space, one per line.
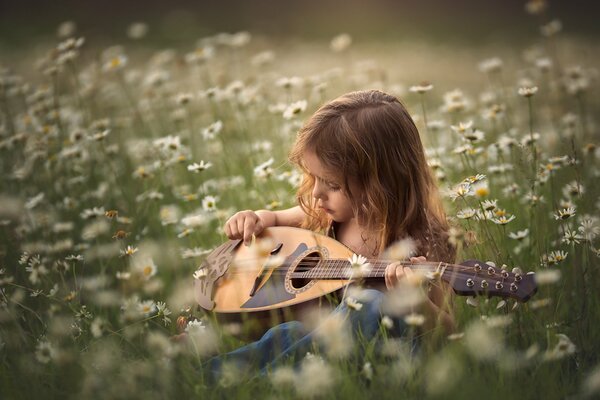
289, 89, 455, 262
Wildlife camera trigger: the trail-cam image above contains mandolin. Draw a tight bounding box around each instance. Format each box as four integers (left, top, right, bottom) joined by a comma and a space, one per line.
193, 227, 538, 315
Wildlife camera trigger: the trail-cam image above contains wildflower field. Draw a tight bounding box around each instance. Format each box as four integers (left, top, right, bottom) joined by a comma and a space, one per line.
1, 4, 600, 400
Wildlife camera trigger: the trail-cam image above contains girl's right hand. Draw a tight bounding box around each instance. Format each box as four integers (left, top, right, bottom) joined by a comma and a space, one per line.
224, 210, 265, 246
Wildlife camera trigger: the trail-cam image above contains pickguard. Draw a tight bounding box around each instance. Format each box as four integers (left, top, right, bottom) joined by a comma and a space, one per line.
240, 243, 308, 308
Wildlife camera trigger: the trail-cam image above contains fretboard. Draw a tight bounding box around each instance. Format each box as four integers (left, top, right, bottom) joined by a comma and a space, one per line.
295, 259, 453, 281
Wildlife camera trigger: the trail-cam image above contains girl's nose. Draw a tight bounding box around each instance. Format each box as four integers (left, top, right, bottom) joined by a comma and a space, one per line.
312, 180, 326, 200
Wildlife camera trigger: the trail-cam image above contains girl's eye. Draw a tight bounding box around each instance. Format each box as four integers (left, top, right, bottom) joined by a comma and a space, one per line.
327, 183, 341, 192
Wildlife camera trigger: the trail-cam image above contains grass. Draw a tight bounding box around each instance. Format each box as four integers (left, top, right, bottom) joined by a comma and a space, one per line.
0, 12, 599, 400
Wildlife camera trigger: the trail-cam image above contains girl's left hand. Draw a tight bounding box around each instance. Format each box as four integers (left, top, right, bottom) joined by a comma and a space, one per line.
384, 256, 427, 290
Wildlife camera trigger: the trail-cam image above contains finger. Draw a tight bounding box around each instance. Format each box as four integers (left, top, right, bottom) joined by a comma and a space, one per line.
395, 266, 406, 283
385, 269, 391, 290
236, 217, 245, 241
385, 264, 396, 289
224, 221, 232, 239
243, 217, 256, 246
229, 217, 240, 239
255, 218, 265, 235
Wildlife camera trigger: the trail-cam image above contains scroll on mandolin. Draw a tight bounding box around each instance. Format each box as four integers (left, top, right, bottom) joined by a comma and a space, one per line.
193, 227, 538, 314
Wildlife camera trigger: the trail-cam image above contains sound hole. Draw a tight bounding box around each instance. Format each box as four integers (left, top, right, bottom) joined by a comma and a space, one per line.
290, 251, 321, 290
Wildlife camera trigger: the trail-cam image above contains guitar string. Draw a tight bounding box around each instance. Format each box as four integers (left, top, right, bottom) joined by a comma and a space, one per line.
219, 261, 521, 280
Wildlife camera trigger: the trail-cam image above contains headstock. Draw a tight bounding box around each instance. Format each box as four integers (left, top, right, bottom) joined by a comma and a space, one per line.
446, 259, 538, 302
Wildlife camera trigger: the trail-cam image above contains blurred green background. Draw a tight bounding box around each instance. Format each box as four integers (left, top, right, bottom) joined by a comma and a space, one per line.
1, 0, 599, 50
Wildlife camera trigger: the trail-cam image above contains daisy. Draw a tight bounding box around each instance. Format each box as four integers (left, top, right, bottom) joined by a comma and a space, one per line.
254, 158, 275, 179
463, 129, 485, 143
102, 54, 127, 72
547, 250, 568, 265
202, 195, 218, 212
481, 199, 498, 211
347, 253, 372, 278
187, 161, 212, 173
508, 229, 529, 240
492, 215, 516, 225
275, 76, 303, 89
448, 183, 473, 201
554, 207, 576, 221
409, 83, 433, 94
562, 230, 583, 245
544, 333, 576, 361
120, 245, 138, 257
132, 256, 157, 279
176, 92, 194, 105
473, 180, 490, 198
578, 219, 599, 241
345, 297, 363, 311
138, 300, 157, 316
562, 181, 584, 198
202, 120, 223, 140
283, 100, 307, 120
457, 208, 477, 219
80, 206, 105, 219
518, 86, 538, 97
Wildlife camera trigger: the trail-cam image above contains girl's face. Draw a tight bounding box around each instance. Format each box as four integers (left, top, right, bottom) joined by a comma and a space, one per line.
303, 150, 356, 223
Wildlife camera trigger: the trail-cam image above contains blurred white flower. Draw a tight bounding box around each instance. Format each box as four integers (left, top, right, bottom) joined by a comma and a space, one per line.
535, 269, 561, 285
464, 320, 505, 360
382, 237, 417, 260
544, 333, 576, 361
294, 356, 338, 397
409, 83, 433, 94
254, 158, 275, 179
518, 86, 538, 97
404, 312, 426, 327
345, 297, 363, 311
102, 54, 128, 72
478, 57, 503, 73
57, 21, 76, 37
130, 255, 157, 280
35, 339, 57, 364
583, 365, 600, 397
330, 33, 352, 52
381, 315, 394, 329
202, 120, 223, 140
127, 22, 148, 39
509, 229, 529, 240
283, 100, 307, 120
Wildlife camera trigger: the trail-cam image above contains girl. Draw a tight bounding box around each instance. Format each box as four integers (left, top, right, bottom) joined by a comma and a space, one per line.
212, 89, 455, 376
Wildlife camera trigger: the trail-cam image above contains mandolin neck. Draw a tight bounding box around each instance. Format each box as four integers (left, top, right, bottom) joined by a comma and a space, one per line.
301, 258, 453, 281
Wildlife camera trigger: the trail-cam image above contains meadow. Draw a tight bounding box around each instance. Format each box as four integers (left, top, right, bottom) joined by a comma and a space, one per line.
1, 9, 600, 400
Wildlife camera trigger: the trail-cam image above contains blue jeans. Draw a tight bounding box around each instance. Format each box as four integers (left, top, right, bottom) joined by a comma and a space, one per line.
203, 289, 412, 379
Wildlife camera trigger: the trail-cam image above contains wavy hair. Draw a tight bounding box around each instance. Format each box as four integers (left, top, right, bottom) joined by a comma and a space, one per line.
289, 89, 455, 262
